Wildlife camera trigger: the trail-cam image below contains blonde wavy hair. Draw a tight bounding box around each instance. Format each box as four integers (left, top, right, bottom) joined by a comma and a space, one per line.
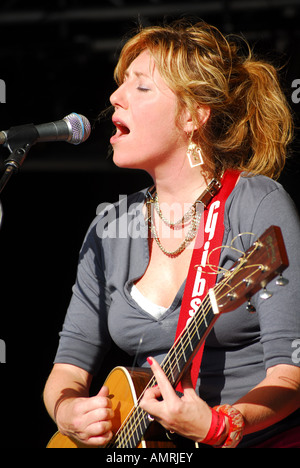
114, 20, 293, 180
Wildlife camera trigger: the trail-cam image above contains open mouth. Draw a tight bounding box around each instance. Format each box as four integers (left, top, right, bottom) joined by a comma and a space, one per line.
115, 121, 130, 135
110, 118, 130, 145
112, 118, 130, 138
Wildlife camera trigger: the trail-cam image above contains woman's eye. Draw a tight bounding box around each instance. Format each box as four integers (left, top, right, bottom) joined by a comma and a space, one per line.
137, 86, 150, 92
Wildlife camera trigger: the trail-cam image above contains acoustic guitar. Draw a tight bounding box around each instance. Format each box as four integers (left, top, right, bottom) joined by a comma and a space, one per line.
47, 225, 289, 448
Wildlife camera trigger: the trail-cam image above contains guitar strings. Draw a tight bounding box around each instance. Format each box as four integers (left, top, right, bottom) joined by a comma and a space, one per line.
109, 241, 263, 447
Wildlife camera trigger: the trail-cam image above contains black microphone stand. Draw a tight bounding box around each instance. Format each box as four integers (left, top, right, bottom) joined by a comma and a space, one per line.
0, 124, 39, 226
0, 123, 39, 193
0, 144, 33, 194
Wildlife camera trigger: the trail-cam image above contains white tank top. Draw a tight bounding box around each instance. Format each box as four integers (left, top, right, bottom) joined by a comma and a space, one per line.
130, 284, 168, 319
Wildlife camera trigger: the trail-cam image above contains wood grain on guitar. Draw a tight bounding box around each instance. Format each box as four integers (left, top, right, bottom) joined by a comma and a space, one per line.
47, 225, 289, 448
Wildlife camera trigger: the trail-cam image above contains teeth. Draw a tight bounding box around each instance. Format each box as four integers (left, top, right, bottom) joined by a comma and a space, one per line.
114, 121, 125, 128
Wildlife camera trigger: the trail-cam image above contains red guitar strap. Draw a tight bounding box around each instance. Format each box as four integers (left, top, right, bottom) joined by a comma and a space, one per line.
175, 170, 240, 391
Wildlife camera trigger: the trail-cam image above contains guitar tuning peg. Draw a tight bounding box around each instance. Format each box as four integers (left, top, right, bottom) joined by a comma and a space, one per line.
259, 287, 273, 300
246, 300, 256, 313
276, 274, 289, 287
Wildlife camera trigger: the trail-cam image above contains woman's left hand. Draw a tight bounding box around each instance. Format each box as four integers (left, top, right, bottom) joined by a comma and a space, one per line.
139, 356, 212, 442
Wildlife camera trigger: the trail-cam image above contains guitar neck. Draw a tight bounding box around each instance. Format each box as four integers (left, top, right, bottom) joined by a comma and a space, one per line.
160, 294, 218, 389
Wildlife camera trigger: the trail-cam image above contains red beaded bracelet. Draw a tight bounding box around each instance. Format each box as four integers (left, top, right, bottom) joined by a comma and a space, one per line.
201, 405, 245, 448
214, 404, 245, 448
201, 408, 226, 446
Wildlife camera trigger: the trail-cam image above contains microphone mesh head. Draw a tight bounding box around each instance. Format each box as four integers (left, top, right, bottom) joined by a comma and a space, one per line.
63, 113, 91, 145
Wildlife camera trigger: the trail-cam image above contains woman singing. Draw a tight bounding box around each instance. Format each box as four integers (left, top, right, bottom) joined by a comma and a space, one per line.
44, 20, 300, 448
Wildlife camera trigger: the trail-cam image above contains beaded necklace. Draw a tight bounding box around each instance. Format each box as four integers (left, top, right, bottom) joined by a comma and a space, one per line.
146, 179, 221, 257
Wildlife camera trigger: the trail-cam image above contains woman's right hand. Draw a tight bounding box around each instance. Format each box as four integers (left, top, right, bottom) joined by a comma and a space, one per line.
55, 385, 114, 447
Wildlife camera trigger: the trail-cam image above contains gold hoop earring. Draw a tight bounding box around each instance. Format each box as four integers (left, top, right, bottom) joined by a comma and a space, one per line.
186, 141, 204, 168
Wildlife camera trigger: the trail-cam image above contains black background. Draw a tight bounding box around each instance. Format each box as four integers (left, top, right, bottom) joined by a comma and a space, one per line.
0, 1, 299, 448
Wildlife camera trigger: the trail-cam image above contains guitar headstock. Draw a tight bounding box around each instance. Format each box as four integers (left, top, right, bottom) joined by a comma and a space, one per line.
215, 225, 289, 313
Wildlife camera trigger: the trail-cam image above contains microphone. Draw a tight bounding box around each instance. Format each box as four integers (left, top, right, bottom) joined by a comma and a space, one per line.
0, 112, 91, 149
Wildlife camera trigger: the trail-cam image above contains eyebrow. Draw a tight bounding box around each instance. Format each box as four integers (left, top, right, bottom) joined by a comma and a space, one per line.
124, 70, 151, 80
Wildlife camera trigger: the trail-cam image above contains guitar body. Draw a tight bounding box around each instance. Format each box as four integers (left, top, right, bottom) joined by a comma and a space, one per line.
47, 366, 184, 448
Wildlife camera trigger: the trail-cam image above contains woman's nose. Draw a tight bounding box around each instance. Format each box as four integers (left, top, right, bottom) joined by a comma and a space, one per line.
109, 88, 118, 106
110, 85, 127, 109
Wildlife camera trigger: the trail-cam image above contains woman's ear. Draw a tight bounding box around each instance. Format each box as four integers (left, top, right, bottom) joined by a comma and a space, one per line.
183, 105, 211, 134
